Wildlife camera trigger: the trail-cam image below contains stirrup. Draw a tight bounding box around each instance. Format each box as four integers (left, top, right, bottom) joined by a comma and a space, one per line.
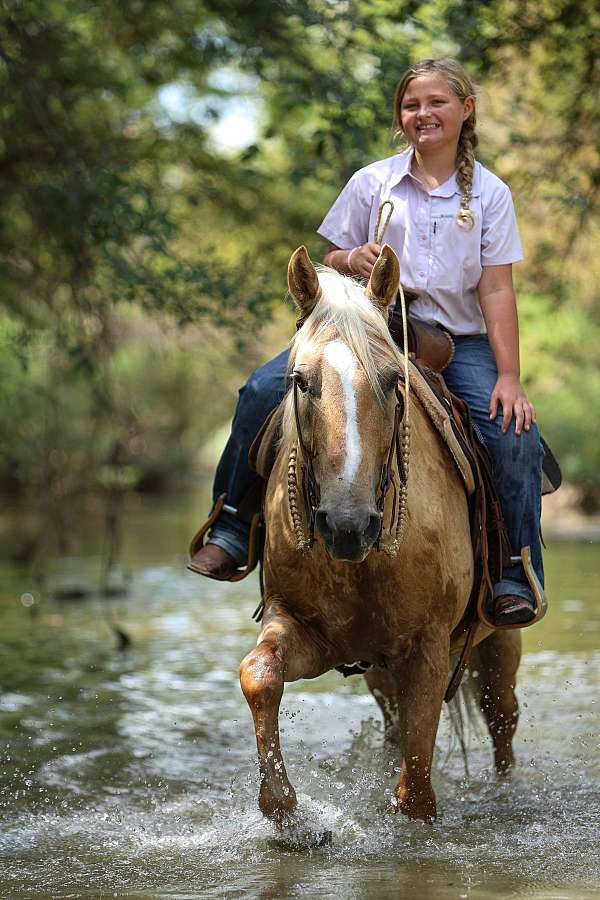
188, 493, 262, 583
509, 546, 548, 625
477, 545, 548, 631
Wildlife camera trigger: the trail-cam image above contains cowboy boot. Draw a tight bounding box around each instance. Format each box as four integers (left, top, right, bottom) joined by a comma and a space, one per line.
187, 543, 239, 581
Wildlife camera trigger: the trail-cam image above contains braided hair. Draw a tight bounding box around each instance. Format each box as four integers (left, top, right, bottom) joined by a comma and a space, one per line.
393, 58, 479, 231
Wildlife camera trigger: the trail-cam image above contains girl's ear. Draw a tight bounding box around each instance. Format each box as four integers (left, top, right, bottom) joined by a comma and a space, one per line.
288, 246, 321, 314
367, 244, 400, 312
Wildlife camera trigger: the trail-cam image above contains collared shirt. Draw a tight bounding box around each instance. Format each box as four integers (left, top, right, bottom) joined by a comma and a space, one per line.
317, 147, 523, 335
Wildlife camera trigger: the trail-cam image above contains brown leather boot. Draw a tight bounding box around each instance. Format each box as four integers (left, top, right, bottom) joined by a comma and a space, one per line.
187, 543, 239, 581
493, 594, 536, 626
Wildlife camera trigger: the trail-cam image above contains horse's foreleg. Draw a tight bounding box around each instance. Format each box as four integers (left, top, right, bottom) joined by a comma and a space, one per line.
239, 608, 327, 824
240, 637, 294, 822
392, 630, 450, 821
473, 629, 521, 775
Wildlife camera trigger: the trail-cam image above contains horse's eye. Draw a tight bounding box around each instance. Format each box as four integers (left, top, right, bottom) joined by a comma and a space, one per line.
294, 373, 309, 394
381, 371, 399, 393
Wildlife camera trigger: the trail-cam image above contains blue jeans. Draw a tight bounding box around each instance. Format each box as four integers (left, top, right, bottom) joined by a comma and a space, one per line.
209, 336, 543, 601
210, 348, 291, 563
443, 336, 544, 601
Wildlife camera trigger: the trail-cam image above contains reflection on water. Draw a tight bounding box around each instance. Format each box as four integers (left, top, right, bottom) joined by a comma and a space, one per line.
0, 490, 599, 898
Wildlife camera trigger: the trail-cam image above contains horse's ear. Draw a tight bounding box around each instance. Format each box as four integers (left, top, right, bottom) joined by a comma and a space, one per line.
367, 244, 400, 312
288, 246, 321, 314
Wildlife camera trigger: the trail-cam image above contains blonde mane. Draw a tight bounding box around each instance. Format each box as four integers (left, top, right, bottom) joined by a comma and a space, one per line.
280, 266, 403, 450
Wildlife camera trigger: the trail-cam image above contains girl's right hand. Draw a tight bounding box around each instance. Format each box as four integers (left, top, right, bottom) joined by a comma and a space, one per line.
348, 242, 382, 278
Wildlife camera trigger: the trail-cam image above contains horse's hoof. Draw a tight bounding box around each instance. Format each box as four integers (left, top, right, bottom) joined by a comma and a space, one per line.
267, 810, 333, 850
317, 828, 333, 847
267, 828, 332, 851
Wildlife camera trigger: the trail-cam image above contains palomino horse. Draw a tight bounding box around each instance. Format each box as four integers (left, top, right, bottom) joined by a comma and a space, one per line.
240, 245, 521, 824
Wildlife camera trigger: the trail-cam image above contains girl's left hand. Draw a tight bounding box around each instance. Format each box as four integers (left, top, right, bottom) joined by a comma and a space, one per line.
489, 374, 536, 436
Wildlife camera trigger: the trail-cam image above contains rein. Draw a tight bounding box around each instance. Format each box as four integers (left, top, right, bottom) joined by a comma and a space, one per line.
288, 375, 320, 553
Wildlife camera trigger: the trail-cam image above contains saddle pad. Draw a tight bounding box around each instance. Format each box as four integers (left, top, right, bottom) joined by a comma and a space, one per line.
405, 361, 476, 495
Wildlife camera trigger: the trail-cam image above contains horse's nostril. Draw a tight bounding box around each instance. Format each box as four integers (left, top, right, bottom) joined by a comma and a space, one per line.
366, 513, 383, 541
315, 509, 331, 537
316, 507, 381, 545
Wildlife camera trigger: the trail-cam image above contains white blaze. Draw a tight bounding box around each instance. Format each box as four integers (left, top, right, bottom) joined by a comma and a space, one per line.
323, 340, 361, 481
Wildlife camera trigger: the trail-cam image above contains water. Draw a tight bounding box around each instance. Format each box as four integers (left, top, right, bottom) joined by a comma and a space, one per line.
0, 492, 599, 898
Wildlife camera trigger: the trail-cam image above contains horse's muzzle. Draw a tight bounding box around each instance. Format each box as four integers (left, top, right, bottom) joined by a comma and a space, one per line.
315, 506, 382, 562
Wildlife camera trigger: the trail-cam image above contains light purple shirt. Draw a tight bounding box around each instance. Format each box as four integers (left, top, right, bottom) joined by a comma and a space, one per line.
317, 147, 523, 335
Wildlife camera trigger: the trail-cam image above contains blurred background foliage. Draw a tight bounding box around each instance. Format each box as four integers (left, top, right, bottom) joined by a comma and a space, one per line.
0, 0, 599, 565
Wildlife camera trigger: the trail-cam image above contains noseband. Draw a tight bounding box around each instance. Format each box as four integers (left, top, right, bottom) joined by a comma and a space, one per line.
288, 373, 410, 558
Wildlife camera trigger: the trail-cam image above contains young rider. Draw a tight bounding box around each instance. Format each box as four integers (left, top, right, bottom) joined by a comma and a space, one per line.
189, 57, 544, 626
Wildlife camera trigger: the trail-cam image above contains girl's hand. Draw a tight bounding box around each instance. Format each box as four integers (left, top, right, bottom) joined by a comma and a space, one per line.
348, 242, 381, 278
489, 374, 536, 436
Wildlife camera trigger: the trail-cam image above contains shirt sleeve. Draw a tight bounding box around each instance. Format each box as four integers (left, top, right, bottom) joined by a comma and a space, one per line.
480, 182, 524, 266
317, 170, 372, 249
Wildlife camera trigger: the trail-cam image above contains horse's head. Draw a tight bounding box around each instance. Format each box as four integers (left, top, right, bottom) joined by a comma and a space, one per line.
285, 245, 402, 563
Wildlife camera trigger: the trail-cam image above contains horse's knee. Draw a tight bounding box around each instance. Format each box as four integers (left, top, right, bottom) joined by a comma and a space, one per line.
240, 642, 283, 708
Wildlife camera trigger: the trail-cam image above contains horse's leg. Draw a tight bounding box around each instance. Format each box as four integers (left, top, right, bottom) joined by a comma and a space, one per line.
364, 667, 403, 748
239, 605, 329, 824
391, 629, 450, 821
473, 629, 522, 775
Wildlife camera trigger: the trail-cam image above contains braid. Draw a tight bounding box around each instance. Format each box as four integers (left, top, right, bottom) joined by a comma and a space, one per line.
455, 119, 478, 230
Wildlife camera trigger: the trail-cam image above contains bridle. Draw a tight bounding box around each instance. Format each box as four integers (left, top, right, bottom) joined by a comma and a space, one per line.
288, 369, 410, 558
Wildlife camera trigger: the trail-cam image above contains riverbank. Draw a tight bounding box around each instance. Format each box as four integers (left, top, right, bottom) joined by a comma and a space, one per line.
541, 485, 600, 541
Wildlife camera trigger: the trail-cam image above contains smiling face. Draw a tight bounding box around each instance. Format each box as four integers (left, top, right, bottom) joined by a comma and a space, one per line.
399, 74, 473, 154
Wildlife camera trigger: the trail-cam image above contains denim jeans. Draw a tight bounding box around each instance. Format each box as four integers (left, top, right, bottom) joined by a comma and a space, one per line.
210, 348, 291, 563
209, 335, 543, 601
443, 335, 544, 601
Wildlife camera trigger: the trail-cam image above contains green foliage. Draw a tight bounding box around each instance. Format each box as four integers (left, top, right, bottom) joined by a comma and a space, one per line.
520, 294, 600, 496
0, 0, 598, 541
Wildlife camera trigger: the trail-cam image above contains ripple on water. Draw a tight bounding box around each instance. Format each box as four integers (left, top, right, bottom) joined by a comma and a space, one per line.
0, 560, 599, 898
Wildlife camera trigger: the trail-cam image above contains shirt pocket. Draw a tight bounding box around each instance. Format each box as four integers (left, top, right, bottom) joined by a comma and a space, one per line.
430, 213, 462, 291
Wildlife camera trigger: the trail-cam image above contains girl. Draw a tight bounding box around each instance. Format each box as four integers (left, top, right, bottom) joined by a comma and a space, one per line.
189, 57, 543, 627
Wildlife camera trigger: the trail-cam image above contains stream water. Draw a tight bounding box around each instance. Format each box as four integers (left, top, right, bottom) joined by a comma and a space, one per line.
0, 491, 598, 898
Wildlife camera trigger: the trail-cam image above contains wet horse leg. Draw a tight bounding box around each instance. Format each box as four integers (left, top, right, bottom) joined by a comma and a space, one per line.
473, 629, 521, 774
239, 605, 330, 823
391, 629, 450, 821
364, 667, 404, 749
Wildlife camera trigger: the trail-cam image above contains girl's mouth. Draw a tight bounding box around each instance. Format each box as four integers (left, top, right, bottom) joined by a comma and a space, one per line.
417, 123, 440, 132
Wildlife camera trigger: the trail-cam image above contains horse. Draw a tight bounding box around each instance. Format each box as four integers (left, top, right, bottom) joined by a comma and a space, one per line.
240, 245, 522, 825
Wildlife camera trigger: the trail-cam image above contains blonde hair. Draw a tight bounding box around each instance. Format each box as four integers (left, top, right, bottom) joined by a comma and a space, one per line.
393, 58, 478, 230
